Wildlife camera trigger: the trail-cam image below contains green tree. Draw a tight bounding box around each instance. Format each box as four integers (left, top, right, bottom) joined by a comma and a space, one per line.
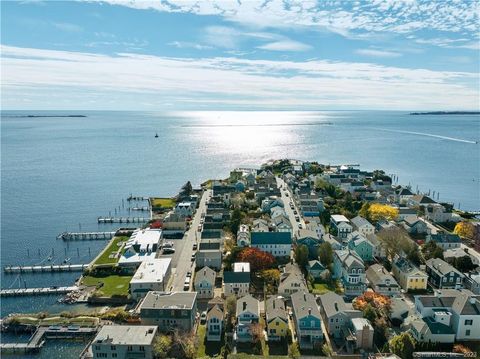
359, 202, 372, 221
363, 304, 377, 323
453, 255, 477, 272
153, 335, 172, 359
288, 342, 301, 358
389, 332, 416, 359
377, 227, 411, 261
226, 295, 237, 318
295, 245, 309, 268
421, 240, 444, 261
229, 208, 243, 235
318, 242, 334, 268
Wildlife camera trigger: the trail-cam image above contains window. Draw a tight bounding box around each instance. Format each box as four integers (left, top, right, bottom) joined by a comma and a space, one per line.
466, 330, 471, 336
112, 354, 117, 358
111, 345, 116, 350
140, 346, 145, 351
465, 319, 473, 325
127, 346, 133, 352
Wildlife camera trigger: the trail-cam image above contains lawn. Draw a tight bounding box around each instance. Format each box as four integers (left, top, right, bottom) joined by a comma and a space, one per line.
81, 274, 132, 297
93, 236, 128, 266
14, 316, 99, 327
310, 282, 335, 294
197, 323, 224, 358
197, 324, 207, 357
151, 197, 176, 208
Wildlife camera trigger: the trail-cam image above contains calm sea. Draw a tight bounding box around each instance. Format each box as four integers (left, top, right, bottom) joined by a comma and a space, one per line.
1, 110, 479, 356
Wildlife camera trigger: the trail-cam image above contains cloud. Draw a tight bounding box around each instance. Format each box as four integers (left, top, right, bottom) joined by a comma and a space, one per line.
355, 49, 402, 58
257, 40, 312, 52
1, 45, 478, 110
167, 41, 213, 50
52, 22, 83, 32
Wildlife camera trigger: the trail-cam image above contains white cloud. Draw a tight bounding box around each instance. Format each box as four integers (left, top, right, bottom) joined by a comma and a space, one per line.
257, 40, 312, 52
52, 22, 83, 32
356, 48, 402, 58
168, 41, 213, 50
1, 45, 478, 110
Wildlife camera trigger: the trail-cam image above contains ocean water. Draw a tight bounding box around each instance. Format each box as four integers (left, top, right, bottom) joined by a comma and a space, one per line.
1, 110, 479, 356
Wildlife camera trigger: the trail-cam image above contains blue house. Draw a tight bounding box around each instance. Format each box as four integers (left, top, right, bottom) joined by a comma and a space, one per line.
297, 229, 320, 259
306, 260, 326, 280
235, 181, 246, 192
291, 291, 323, 349
347, 231, 374, 262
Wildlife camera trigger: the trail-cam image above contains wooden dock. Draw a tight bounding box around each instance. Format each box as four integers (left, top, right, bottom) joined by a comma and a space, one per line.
97, 216, 148, 223
56, 231, 116, 241
3, 264, 88, 274
0, 286, 79, 297
130, 206, 150, 211
127, 195, 149, 201
0, 326, 97, 354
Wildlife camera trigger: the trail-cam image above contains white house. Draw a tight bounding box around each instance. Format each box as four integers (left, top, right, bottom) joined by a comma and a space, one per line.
235, 295, 260, 343
237, 224, 250, 247
174, 201, 195, 218
130, 258, 172, 300
194, 266, 216, 299
330, 214, 353, 239
250, 232, 292, 258
350, 216, 375, 236
223, 271, 250, 298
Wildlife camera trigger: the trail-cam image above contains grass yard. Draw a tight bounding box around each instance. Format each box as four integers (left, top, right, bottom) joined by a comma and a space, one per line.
197, 323, 225, 358
310, 282, 335, 294
197, 324, 207, 357
13, 315, 99, 327
151, 197, 176, 208
93, 236, 128, 266
81, 274, 132, 297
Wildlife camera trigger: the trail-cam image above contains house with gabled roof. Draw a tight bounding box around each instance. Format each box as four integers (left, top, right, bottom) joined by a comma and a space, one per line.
278, 263, 308, 298
333, 249, 366, 297
296, 229, 321, 259
408, 194, 437, 207
194, 266, 216, 299
291, 291, 323, 349
235, 295, 260, 343
223, 271, 250, 298
401, 216, 428, 235
350, 216, 375, 237
330, 215, 353, 239
252, 218, 269, 232
426, 232, 461, 250
425, 258, 464, 289
272, 214, 292, 233
392, 257, 428, 292
347, 231, 374, 262
366, 264, 400, 296
306, 260, 326, 280
206, 304, 224, 342
319, 291, 361, 339
237, 224, 250, 247
265, 296, 288, 341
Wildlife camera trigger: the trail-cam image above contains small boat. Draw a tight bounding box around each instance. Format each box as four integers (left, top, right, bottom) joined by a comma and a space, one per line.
155, 133, 159, 138
63, 257, 71, 264
47, 256, 52, 262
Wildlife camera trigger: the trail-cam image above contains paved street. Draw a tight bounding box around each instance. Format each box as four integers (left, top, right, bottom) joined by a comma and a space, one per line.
169, 189, 211, 291
276, 177, 306, 239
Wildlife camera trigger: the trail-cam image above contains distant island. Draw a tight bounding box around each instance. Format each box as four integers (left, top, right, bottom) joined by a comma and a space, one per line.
410, 111, 480, 115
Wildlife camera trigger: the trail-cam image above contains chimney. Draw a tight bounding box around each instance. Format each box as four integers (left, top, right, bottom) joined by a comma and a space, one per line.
303, 293, 306, 301
243, 301, 247, 311
308, 307, 312, 315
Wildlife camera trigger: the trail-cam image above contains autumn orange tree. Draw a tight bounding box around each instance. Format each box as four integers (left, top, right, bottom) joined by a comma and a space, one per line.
454, 221, 475, 240
353, 292, 392, 316
237, 247, 276, 272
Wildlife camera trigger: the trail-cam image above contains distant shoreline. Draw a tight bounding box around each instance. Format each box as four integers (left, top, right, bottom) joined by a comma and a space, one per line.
410, 111, 480, 115
3, 115, 87, 118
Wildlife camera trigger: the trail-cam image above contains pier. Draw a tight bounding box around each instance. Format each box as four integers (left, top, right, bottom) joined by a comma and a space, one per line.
3, 264, 89, 274
0, 286, 79, 297
56, 231, 116, 241
97, 216, 148, 223
130, 206, 150, 211
127, 195, 149, 201
0, 326, 97, 354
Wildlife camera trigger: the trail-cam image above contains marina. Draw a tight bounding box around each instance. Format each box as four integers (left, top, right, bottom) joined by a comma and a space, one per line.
0, 286, 79, 297
56, 231, 116, 241
97, 216, 149, 224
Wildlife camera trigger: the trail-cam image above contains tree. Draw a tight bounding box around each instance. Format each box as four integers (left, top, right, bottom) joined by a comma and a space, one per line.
453, 255, 477, 272
318, 242, 333, 268
353, 292, 392, 317
377, 227, 411, 261
172, 331, 196, 359
229, 208, 244, 235
288, 342, 300, 359
363, 304, 377, 323
374, 317, 389, 348
406, 244, 422, 266
389, 332, 416, 359
181, 181, 192, 196
367, 203, 399, 222
295, 245, 309, 268
421, 240, 444, 261
359, 202, 372, 221
454, 221, 475, 239
226, 295, 237, 319
153, 335, 172, 359
250, 322, 264, 344
237, 247, 276, 272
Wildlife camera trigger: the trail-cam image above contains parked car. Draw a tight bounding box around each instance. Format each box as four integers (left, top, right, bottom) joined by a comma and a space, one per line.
200, 311, 207, 324
192, 243, 197, 250
191, 253, 196, 261
163, 247, 175, 254
295, 216, 300, 222
186, 271, 192, 278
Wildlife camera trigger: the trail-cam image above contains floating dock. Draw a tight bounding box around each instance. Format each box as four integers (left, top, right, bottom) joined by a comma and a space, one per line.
97, 216, 148, 223
56, 231, 116, 241
127, 195, 149, 202
0, 286, 79, 297
3, 264, 89, 274
130, 206, 150, 211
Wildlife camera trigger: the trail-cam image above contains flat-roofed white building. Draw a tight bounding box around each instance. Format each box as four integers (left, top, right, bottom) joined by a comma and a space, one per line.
234, 262, 250, 273
130, 258, 172, 300
119, 228, 161, 268
86, 325, 157, 359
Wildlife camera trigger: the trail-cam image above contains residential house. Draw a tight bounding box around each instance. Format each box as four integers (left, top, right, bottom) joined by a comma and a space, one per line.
397, 207, 418, 221
296, 229, 321, 259
394, 187, 415, 204
194, 266, 216, 299
333, 249, 366, 297
278, 263, 308, 298
237, 224, 250, 247
235, 295, 260, 343
174, 202, 195, 218
196, 239, 222, 270
404, 315, 456, 344
444, 248, 478, 266
414, 289, 480, 341
408, 194, 437, 207
162, 211, 187, 235
330, 215, 353, 239
389, 297, 412, 324
235, 181, 246, 192
139, 292, 197, 332
306, 260, 326, 281
130, 258, 172, 300
401, 216, 428, 235
223, 271, 250, 298
425, 258, 464, 289
319, 292, 362, 340
347, 231, 374, 262
245, 173, 256, 186
119, 228, 160, 268
465, 273, 480, 295
291, 291, 323, 349
265, 296, 288, 341
251, 232, 292, 258
366, 234, 386, 259
350, 216, 375, 237
426, 233, 461, 250
261, 196, 284, 213
206, 303, 224, 342
424, 204, 461, 223
350, 318, 374, 351
366, 264, 400, 296
87, 325, 157, 359
252, 218, 269, 232
392, 257, 428, 292
272, 214, 293, 233
321, 233, 342, 250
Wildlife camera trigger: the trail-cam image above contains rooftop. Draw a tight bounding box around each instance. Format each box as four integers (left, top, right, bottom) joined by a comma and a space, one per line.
331, 214, 350, 223
251, 231, 291, 245
140, 291, 197, 310
131, 258, 171, 284
93, 325, 157, 346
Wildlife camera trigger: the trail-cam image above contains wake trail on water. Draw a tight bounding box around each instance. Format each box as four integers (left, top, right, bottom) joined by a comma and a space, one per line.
371, 128, 477, 144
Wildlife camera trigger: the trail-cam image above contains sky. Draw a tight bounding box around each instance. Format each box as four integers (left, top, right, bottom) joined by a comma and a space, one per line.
1, 0, 479, 111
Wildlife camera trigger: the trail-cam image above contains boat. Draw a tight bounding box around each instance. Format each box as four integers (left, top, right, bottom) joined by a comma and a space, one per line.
47, 256, 52, 262
155, 133, 159, 138
63, 257, 71, 264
